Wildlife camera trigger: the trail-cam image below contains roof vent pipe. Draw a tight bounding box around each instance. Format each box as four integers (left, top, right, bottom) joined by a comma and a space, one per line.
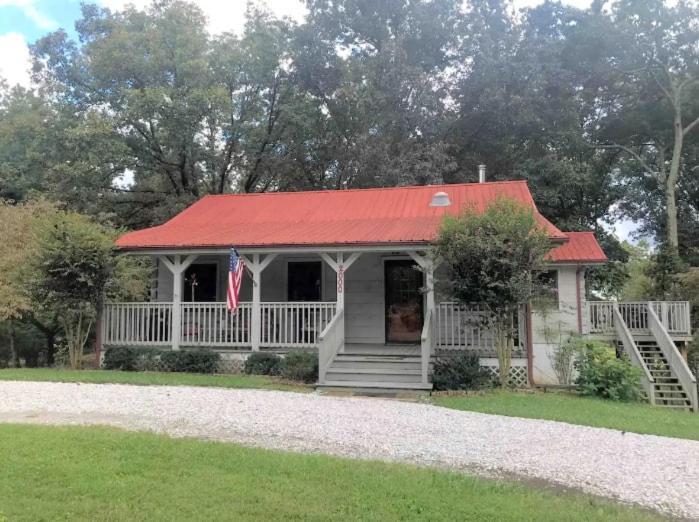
478, 164, 486, 183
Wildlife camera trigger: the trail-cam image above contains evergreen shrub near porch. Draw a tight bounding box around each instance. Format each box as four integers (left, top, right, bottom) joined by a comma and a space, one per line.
244, 352, 282, 375
432, 353, 492, 391
103, 346, 220, 374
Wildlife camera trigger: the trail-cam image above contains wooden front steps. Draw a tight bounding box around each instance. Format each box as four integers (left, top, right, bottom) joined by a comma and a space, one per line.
318, 344, 433, 391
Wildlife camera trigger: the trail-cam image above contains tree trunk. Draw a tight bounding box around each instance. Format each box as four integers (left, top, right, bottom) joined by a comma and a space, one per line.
666, 108, 683, 250
8, 323, 19, 368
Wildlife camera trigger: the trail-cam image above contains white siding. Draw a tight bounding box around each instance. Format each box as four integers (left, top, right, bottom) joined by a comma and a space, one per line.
344, 253, 387, 344
531, 266, 582, 385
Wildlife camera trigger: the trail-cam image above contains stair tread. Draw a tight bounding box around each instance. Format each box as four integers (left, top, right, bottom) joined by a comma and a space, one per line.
320, 380, 433, 390
327, 368, 421, 375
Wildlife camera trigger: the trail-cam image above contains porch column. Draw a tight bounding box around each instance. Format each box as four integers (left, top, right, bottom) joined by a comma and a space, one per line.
408, 250, 437, 387
159, 254, 197, 351
319, 252, 362, 312
242, 254, 277, 351
407, 251, 437, 318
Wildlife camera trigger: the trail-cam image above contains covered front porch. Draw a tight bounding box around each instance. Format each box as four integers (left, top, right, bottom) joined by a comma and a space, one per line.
101, 247, 533, 388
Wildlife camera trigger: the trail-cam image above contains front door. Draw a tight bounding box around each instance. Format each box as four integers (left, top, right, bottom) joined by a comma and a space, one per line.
385, 260, 423, 343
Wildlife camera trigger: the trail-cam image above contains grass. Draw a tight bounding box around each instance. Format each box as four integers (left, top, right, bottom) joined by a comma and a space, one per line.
0, 424, 660, 521
0, 368, 310, 393
432, 389, 699, 441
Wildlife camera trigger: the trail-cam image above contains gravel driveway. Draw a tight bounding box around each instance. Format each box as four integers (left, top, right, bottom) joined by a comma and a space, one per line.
1, 381, 697, 519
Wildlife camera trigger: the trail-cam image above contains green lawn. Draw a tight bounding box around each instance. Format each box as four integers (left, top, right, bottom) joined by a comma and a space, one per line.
0, 424, 660, 521
432, 389, 699, 441
0, 368, 309, 393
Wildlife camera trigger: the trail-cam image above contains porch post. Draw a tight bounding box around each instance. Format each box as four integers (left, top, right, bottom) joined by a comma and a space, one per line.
242, 254, 277, 351
319, 252, 362, 313
159, 254, 197, 351
407, 251, 437, 319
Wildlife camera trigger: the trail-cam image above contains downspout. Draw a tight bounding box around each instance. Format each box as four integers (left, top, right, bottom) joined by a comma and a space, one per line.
526, 302, 535, 385
575, 267, 583, 334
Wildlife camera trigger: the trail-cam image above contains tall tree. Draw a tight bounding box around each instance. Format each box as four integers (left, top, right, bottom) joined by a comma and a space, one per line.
575, 0, 699, 251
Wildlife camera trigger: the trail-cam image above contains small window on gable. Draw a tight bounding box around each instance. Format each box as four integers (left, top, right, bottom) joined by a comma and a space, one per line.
537, 270, 559, 307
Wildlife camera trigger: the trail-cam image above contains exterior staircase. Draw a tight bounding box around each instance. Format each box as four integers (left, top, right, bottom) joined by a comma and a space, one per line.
636, 341, 693, 410
318, 344, 433, 391
604, 302, 697, 412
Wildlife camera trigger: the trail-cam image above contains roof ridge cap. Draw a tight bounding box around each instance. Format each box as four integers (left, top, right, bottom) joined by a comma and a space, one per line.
201, 180, 529, 199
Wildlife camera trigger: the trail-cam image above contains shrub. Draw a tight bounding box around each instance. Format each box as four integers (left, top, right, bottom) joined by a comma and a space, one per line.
103, 346, 137, 371
575, 340, 642, 401
552, 335, 583, 386
134, 349, 166, 372
244, 352, 281, 375
280, 351, 318, 383
160, 350, 220, 374
432, 352, 491, 391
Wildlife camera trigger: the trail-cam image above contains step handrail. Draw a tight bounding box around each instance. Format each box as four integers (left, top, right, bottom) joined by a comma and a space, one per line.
647, 304, 698, 412
613, 304, 655, 404
318, 309, 344, 384
420, 309, 433, 386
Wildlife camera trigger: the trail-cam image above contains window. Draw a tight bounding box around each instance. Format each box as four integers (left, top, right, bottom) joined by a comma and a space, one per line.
287, 261, 322, 301
537, 270, 559, 307
184, 263, 218, 302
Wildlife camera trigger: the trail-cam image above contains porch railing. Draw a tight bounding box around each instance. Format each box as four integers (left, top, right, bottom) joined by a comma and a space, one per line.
103, 301, 336, 349
585, 301, 691, 336
260, 302, 337, 348
180, 302, 252, 347
102, 302, 173, 346
435, 302, 527, 356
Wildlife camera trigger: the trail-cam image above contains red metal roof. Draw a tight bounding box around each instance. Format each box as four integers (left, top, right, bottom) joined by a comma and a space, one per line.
116, 181, 604, 263
547, 232, 607, 264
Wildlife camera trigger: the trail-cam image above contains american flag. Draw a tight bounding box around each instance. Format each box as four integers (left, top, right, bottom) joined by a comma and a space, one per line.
227, 248, 245, 311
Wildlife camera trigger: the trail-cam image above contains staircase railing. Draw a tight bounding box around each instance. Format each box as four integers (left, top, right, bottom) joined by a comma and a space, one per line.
420, 309, 433, 386
647, 305, 698, 412
317, 309, 344, 384
613, 305, 655, 405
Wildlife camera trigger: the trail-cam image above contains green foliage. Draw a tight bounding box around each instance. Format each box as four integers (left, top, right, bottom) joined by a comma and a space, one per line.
244, 352, 282, 376
431, 352, 491, 391
0, 368, 309, 393
103, 346, 138, 371
552, 335, 584, 387
0, 424, 655, 521
575, 341, 642, 402
280, 351, 318, 383
159, 350, 220, 374
104, 347, 222, 374
433, 389, 699, 441
102, 346, 165, 372
435, 198, 551, 386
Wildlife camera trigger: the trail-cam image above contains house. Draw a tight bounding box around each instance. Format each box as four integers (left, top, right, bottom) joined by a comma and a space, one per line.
106, 180, 696, 410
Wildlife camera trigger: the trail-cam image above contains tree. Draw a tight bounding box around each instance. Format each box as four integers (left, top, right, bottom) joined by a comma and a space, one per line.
31, 2, 304, 227
27, 210, 150, 368
574, 0, 699, 251
434, 198, 552, 385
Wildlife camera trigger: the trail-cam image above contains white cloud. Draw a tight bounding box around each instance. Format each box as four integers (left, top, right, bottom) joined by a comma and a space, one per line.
0, 32, 32, 87
0, 0, 58, 30
99, 0, 307, 35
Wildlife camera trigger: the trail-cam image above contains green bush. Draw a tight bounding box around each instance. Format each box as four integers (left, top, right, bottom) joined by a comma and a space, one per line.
160, 350, 220, 374
575, 340, 642, 402
103, 346, 138, 371
432, 352, 491, 391
244, 352, 281, 375
280, 351, 318, 383
103, 346, 166, 371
